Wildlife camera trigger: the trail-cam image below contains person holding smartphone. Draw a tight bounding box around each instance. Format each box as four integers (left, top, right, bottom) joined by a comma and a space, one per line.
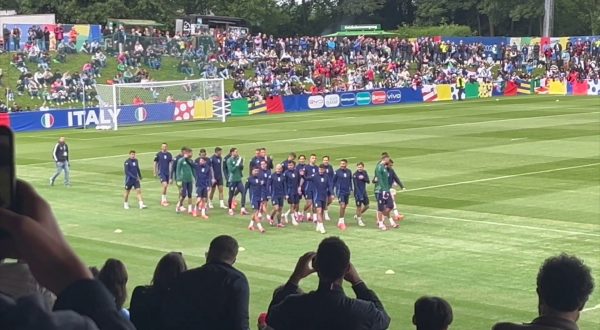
50, 137, 70, 187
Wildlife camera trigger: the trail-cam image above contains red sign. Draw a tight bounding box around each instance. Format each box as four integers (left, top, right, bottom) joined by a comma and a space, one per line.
371, 90, 387, 104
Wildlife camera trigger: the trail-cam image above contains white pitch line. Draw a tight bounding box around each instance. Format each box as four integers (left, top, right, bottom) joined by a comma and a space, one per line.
408, 162, 600, 192
582, 304, 600, 312
19, 111, 600, 167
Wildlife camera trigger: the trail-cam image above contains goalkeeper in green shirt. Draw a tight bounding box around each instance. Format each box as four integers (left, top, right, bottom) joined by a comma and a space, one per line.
175, 147, 196, 214
374, 155, 399, 230
227, 148, 248, 216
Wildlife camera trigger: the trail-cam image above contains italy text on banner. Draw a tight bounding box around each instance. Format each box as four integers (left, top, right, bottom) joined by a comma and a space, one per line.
422, 85, 437, 102
266, 96, 285, 114
517, 80, 532, 95
465, 82, 480, 99
231, 99, 249, 116
548, 80, 567, 95
193, 99, 213, 119
479, 83, 493, 98
435, 84, 453, 101
572, 81, 589, 96
504, 81, 518, 96
588, 80, 600, 96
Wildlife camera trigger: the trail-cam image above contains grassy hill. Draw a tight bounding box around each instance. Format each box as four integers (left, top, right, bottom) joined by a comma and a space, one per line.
0, 52, 234, 110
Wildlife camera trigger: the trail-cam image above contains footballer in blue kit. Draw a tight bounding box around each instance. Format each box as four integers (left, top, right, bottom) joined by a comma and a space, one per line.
332, 159, 353, 230
153, 143, 173, 206
284, 161, 301, 225
194, 156, 213, 219
259, 161, 271, 220
352, 162, 370, 227
123, 150, 147, 210
304, 164, 331, 234
322, 155, 335, 221
268, 164, 287, 227
246, 168, 266, 233
209, 147, 226, 209
301, 154, 318, 221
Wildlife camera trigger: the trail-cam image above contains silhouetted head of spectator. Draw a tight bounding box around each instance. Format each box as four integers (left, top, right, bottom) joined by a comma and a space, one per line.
89, 266, 99, 279
314, 237, 350, 284
152, 252, 187, 294
537, 254, 594, 317
412, 296, 453, 330
206, 235, 239, 265
98, 258, 128, 310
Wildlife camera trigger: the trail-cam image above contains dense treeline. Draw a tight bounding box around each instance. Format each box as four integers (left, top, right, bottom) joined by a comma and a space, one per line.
2, 0, 599, 36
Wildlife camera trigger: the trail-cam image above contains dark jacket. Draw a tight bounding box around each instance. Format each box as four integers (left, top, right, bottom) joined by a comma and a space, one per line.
162, 262, 250, 330
267, 281, 390, 330
53, 142, 69, 162
493, 315, 579, 330
0, 279, 135, 330
130, 285, 164, 330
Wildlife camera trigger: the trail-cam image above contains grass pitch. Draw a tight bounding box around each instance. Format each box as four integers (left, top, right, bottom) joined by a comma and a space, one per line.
15, 95, 600, 329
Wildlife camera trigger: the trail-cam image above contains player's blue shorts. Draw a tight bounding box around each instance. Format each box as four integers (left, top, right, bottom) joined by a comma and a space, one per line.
251, 199, 261, 210
158, 172, 170, 183
287, 193, 300, 204
180, 182, 193, 198
354, 195, 370, 207
272, 196, 284, 206
337, 193, 350, 205
125, 178, 140, 190
196, 186, 208, 198
261, 192, 269, 201
304, 188, 314, 200
313, 199, 326, 210
212, 176, 223, 187
377, 191, 394, 211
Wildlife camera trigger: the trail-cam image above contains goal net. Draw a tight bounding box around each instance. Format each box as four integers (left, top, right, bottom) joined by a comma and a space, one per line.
94, 79, 228, 130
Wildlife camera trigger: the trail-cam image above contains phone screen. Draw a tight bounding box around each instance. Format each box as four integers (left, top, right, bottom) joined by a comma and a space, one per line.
0, 132, 14, 209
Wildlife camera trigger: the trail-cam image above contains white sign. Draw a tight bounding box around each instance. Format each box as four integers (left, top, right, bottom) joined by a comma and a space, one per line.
324, 94, 340, 108
67, 108, 120, 127
308, 95, 324, 109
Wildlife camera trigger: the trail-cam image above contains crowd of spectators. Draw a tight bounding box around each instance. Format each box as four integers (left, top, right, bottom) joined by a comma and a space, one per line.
1, 26, 599, 111
0, 179, 596, 329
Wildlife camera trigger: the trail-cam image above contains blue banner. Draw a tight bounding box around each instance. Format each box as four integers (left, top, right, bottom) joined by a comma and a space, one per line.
9, 107, 107, 132
118, 103, 176, 125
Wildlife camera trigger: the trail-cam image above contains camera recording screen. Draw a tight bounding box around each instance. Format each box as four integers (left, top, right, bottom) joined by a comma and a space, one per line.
0, 134, 12, 208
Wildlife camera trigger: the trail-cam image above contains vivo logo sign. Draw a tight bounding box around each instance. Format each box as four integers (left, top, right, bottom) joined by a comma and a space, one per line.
386, 90, 402, 103
340, 93, 356, 107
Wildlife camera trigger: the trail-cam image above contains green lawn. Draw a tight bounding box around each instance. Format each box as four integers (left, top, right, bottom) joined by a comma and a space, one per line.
15, 95, 600, 329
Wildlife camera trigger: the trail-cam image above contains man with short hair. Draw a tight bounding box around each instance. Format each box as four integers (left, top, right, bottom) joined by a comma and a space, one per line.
375, 155, 399, 230
305, 164, 332, 234
322, 155, 335, 221
227, 148, 248, 216
50, 137, 70, 186
246, 168, 266, 233
284, 160, 301, 226
123, 150, 147, 210
163, 235, 250, 330
267, 237, 390, 330
153, 143, 173, 206
209, 147, 227, 209
301, 154, 318, 222
413, 296, 453, 330
194, 156, 212, 219
175, 147, 195, 214
269, 164, 287, 228
333, 159, 352, 230
492, 254, 594, 330
352, 162, 370, 227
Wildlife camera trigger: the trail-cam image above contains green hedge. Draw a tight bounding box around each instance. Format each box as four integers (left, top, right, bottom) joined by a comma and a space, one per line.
393, 24, 474, 38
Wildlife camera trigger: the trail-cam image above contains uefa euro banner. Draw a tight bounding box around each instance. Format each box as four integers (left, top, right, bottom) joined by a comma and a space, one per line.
588, 80, 600, 96
478, 82, 493, 98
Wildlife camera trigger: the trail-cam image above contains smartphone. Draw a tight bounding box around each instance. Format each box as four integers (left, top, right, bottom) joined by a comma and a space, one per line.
0, 126, 15, 212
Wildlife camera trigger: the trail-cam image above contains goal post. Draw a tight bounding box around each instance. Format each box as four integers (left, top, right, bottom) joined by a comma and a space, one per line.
94, 78, 229, 130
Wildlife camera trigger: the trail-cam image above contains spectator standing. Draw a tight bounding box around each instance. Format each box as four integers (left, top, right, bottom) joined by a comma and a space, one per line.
267, 237, 391, 330
2, 27, 9, 51
492, 254, 594, 330
50, 136, 70, 186
12, 27, 20, 51
98, 258, 130, 320
130, 252, 187, 330
163, 235, 250, 330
